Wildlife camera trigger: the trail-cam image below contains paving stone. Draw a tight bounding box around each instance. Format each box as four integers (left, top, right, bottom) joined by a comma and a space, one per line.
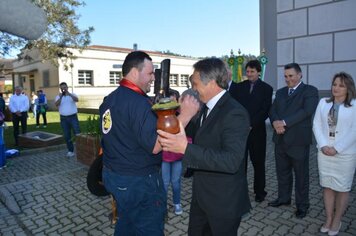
32, 225, 51, 234
0, 128, 355, 235
44, 224, 63, 234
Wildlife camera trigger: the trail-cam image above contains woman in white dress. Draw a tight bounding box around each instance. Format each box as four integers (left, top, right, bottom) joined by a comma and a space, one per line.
313, 72, 356, 235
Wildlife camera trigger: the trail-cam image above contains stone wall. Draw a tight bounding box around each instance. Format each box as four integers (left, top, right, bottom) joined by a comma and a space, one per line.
261, 0, 356, 93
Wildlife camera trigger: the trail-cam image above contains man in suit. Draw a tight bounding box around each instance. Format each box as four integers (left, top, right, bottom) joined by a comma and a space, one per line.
268, 63, 319, 219
158, 58, 251, 236
230, 60, 273, 203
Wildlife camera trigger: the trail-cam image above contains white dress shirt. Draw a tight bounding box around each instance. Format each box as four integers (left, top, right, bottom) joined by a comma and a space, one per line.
9, 94, 30, 113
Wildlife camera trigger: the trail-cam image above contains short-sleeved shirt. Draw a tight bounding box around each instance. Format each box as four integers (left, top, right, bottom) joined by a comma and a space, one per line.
55, 94, 78, 116
100, 86, 161, 176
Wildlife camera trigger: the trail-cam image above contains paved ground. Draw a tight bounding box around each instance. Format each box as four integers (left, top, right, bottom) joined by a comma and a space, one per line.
0, 126, 355, 236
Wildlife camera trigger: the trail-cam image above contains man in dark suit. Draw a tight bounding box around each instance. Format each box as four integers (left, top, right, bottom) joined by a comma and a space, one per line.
229, 60, 273, 203
268, 63, 319, 219
158, 58, 251, 236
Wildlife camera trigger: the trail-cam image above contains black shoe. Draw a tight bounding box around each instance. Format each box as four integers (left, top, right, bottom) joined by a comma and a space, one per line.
255, 195, 265, 202
295, 209, 307, 219
268, 199, 291, 207
183, 169, 194, 178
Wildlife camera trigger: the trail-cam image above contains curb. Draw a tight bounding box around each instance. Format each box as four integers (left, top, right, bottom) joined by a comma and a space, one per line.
18, 143, 67, 156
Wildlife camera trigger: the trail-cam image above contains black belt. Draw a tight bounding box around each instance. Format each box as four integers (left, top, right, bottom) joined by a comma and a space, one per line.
60, 113, 77, 117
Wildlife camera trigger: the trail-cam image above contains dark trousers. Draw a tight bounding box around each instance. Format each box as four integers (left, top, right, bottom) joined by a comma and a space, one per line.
244, 127, 267, 198
36, 112, 47, 126
188, 196, 241, 236
12, 112, 28, 145
103, 169, 166, 236
274, 143, 310, 211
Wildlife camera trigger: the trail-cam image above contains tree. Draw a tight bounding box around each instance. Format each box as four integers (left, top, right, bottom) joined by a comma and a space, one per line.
0, 0, 94, 69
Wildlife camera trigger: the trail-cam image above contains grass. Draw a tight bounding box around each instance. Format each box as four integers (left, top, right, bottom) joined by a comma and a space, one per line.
3, 112, 97, 149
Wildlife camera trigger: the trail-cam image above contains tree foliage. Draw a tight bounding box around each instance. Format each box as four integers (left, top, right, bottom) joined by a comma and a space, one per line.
0, 0, 94, 69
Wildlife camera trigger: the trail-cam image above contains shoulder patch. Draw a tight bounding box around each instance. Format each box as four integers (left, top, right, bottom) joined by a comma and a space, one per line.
102, 109, 112, 134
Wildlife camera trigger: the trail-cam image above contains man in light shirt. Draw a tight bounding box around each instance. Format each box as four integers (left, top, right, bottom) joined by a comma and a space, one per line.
9, 86, 30, 146
55, 82, 80, 157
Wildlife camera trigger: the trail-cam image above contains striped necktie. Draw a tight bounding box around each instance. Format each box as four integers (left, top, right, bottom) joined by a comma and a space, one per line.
201, 104, 208, 126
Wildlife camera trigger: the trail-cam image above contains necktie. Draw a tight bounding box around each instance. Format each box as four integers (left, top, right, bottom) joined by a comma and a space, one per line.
288, 88, 295, 96
201, 104, 208, 126
249, 82, 255, 93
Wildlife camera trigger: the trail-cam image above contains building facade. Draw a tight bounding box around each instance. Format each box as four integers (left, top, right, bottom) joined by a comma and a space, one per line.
12, 45, 198, 110
0, 58, 14, 93
260, 0, 356, 95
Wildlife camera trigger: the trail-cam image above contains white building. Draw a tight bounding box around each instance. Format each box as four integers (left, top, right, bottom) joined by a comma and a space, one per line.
12, 45, 199, 110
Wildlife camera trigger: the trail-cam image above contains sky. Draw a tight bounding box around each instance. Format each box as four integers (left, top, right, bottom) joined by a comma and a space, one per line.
77, 0, 260, 58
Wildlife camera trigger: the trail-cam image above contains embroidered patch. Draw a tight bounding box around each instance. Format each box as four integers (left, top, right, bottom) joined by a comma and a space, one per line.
102, 109, 112, 134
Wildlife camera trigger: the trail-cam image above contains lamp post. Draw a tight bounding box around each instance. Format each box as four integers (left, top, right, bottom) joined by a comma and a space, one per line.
70, 60, 74, 93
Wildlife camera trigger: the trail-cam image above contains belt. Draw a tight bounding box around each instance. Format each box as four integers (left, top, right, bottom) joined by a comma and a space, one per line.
329, 132, 335, 137
60, 113, 77, 117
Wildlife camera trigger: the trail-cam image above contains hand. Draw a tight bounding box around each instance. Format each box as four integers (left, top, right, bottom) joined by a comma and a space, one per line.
273, 120, 285, 134
321, 146, 337, 156
178, 95, 200, 126
157, 122, 188, 154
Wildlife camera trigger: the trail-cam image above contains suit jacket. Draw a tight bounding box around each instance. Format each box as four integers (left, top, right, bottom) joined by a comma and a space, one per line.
313, 98, 356, 154
269, 82, 319, 147
184, 92, 251, 219
229, 79, 273, 129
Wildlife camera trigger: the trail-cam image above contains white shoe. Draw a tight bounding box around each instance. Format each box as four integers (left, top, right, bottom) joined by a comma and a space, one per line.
36, 126, 39, 128
328, 222, 341, 236
174, 204, 183, 215
43, 125, 47, 128
66, 151, 75, 157
320, 225, 329, 233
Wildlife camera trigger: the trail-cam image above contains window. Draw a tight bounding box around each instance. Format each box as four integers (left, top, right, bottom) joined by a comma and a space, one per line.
43, 70, 50, 87
180, 74, 189, 87
109, 71, 122, 85
19, 76, 25, 87
169, 74, 178, 86
78, 70, 92, 85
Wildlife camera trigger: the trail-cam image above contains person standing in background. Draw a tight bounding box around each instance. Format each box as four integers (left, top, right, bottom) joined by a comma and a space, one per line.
35, 90, 47, 128
55, 82, 80, 157
268, 63, 319, 219
229, 59, 273, 203
31, 91, 38, 118
161, 89, 192, 215
313, 72, 356, 235
0, 93, 5, 113
9, 86, 29, 146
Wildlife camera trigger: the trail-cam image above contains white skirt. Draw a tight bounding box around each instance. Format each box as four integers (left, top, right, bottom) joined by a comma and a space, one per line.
318, 150, 356, 192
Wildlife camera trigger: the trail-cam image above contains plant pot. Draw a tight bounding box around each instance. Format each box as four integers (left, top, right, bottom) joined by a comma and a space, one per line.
76, 134, 100, 166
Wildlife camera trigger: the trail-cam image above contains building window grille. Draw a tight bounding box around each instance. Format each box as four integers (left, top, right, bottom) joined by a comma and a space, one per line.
43, 70, 50, 87
78, 70, 92, 85
109, 71, 122, 85
180, 74, 189, 87
169, 74, 178, 86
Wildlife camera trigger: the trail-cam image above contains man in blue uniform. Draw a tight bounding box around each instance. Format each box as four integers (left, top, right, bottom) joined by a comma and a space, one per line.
100, 51, 198, 235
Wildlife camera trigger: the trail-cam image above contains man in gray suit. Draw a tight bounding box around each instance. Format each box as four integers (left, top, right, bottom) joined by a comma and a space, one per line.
268, 63, 319, 219
158, 58, 251, 236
